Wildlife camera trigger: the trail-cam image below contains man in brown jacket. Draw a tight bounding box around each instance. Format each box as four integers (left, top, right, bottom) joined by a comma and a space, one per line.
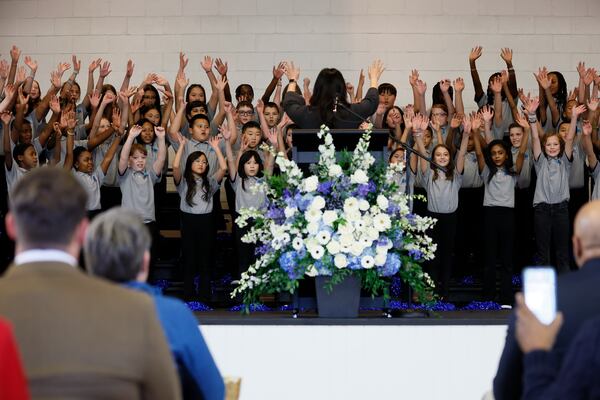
0, 168, 181, 399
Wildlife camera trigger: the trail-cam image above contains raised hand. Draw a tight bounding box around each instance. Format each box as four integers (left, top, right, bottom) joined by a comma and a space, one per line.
515, 112, 529, 129
439, 79, 451, 93
15, 66, 26, 84
17, 86, 30, 105
587, 97, 599, 112
24, 56, 38, 72
57, 62, 71, 76
54, 121, 63, 137
102, 91, 116, 105
215, 75, 228, 92
584, 68, 596, 86
214, 58, 228, 76
469, 46, 483, 62
88, 58, 102, 73
471, 112, 482, 131
273, 61, 287, 79
178, 135, 188, 148
462, 114, 472, 134
490, 76, 502, 93
500, 48, 513, 64
415, 80, 427, 95
50, 70, 62, 89
582, 120, 592, 136
500, 70, 509, 85
266, 128, 278, 146
453, 77, 465, 92
9, 45, 21, 62
154, 126, 166, 138
154, 75, 169, 87
66, 110, 77, 130
126, 59, 134, 78
577, 61, 587, 79
256, 99, 264, 114
409, 69, 419, 87
450, 113, 463, 129
0, 60, 8, 80
534, 67, 550, 90
523, 96, 540, 115
572, 104, 587, 119
3, 83, 16, 100
49, 95, 60, 114
285, 61, 300, 81
208, 135, 221, 149
129, 125, 142, 138
223, 101, 233, 114
480, 105, 494, 122
303, 77, 310, 88
177, 52, 187, 72
368, 59, 385, 82
568, 88, 578, 102
0, 111, 12, 125
124, 85, 137, 98
176, 70, 189, 90
200, 55, 212, 72
112, 106, 121, 129
99, 61, 112, 78
72, 55, 81, 73
218, 124, 231, 141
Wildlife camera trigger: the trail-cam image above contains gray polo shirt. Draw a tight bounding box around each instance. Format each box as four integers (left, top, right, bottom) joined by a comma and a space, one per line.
176, 176, 219, 214
511, 146, 532, 189
533, 153, 571, 206
477, 95, 512, 140
118, 167, 160, 223
481, 165, 517, 208
5, 164, 28, 194
171, 139, 222, 178
73, 168, 105, 211
424, 168, 462, 214
569, 139, 585, 189
591, 162, 600, 201
461, 151, 484, 188
232, 175, 267, 212
92, 134, 121, 187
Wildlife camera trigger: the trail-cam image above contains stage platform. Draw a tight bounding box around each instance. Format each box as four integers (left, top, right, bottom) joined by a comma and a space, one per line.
197, 309, 510, 400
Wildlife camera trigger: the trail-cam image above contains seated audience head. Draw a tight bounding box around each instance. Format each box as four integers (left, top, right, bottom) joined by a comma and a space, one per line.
6, 168, 87, 253
84, 207, 151, 282
572, 200, 600, 268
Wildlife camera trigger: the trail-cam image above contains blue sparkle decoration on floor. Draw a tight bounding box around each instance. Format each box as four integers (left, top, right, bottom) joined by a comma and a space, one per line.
390, 277, 402, 297
385, 300, 456, 311
512, 274, 522, 287
153, 279, 170, 292
186, 301, 213, 311
229, 303, 272, 312
458, 275, 475, 286
462, 301, 502, 311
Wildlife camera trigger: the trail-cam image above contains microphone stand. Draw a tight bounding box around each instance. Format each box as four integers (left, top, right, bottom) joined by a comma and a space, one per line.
334, 101, 432, 318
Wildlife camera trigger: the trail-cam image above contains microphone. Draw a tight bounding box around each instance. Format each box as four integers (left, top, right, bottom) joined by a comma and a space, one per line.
333, 96, 338, 113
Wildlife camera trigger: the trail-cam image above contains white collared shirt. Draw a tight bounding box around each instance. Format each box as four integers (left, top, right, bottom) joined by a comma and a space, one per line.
14, 249, 78, 267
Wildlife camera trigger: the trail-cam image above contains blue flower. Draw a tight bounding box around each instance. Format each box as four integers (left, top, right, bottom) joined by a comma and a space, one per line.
278, 251, 302, 280
314, 254, 333, 275
317, 181, 333, 195
347, 256, 362, 270
266, 206, 285, 220
408, 248, 423, 260
355, 183, 371, 198
378, 253, 401, 276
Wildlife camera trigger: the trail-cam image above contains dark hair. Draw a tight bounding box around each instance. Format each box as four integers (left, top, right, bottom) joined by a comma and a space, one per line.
140, 105, 162, 123
484, 140, 514, 183
309, 68, 349, 127
13, 143, 34, 165
508, 122, 523, 132
431, 144, 455, 181
382, 105, 405, 134
486, 72, 505, 106
184, 151, 211, 206
236, 101, 254, 111
242, 120, 261, 134
73, 146, 90, 170
388, 147, 405, 163
185, 84, 206, 103
134, 118, 156, 145
100, 84, 117, 119
129, 143, 147, 156
238, 150, 263, 191
264, 102, 280, 113
235, 84, 254, 102
378, 83, 397, 96
432, 81, 453, 106
9, 168, 87, 249
142, 84, 161, 110
186, 100, 208, 121
189, 113, 210, 128
548, 71, 567, 117
282, 83, 302, 98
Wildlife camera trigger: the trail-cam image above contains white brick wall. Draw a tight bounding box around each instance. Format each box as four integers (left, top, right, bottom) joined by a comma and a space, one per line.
0, 0, 598, 110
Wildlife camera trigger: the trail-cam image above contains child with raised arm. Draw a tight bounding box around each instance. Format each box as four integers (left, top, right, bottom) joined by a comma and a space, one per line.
172, 135, 226, 302
413, 113, 468, 299
526, 96, 574, 274
581, 119, 600, 200
118, 124, 166, 278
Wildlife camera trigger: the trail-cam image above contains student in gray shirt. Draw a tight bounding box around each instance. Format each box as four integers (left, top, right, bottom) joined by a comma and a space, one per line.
581, 120, 600, 201
118, 124, 167, 279
527, 99, 578, 275
474, 131, 528, 304
413, 113, 469, 299
172, 134, 226, 302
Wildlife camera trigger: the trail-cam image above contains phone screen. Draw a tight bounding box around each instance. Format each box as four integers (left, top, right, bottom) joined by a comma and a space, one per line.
522, 267, 557, 325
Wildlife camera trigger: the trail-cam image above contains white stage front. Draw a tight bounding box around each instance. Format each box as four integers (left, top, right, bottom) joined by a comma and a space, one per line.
202, 323, 508, 400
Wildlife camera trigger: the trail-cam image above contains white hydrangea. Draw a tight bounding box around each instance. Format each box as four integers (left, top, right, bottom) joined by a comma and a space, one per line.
302, 176, 319, 193
344, 197, 359, 213
284, 206, 298, 218
350, 169, 369, 185
358, 199, 370, 211
304, 207, 322, 223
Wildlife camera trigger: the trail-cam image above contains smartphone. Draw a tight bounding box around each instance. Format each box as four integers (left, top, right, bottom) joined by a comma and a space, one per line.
522, 267, 557, 325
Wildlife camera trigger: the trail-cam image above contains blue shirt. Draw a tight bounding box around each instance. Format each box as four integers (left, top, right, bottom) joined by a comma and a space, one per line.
125, 282, 225, 400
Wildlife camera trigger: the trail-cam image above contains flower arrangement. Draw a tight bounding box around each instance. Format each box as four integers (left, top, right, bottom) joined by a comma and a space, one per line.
232, 125, 437, 310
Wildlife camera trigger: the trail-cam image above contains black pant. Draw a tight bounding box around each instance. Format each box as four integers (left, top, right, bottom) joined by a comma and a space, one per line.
234, 213, 256, 279
534, 201, 570, 274
514, 186, 535, 272
100, 185, 122, 211
426, 211, 457, 298
181, 211, 214, 301
454, 187, 484, 278
144, 221, 160, 281
483, 206, 515, 304
568, 186, 589, 270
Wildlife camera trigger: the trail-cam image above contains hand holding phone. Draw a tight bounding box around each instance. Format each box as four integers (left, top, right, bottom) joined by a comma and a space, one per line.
522, 267, 557, 325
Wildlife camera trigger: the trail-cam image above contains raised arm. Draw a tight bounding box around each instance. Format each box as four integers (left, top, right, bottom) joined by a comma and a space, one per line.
302, 77, 312, 105
440, 79, 455, 117
534, 67, 560, 127
514, 113, 530, 175
120, 59, 134, 93
261, 61, 287, 104
22, 56, 37, 96
582, 119, 598, 169
95, 60, 112, 92
208, 136, 227, 182
7, 45, 21, 86
118, 125, 141, 175
412, 114, 430, 174
354, 69, 365, 103
481, 105, 495, 144
490, 75, 503, 127
469, 46, 485, 103
214, 58, 231, 103
502, 70, 520, 122
34, 69, 62, 123
211, 75, 228, 128
500, 48, 518, 99
171, 136, 186, 185
36, 96, 61, 149
445, 113, 462, 156
456, 118, 471, 174
219, 123, 237, 181
453, 77, 465, 115
524, 96, 542, 160
200, 55, 220, 114
566, 104, 586, 159
169, 98, 186, 144
469, 115, 485, 173
152, 126, 167, 176
1, 111, 13, 170
82, 58, 101, 110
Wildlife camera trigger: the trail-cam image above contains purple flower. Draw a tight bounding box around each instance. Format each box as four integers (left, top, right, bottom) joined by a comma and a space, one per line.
355, 183, 370, 198
317, 181, 333, 195
378, 253, 401, 276
266, 206, 285, 220
255, 244, 271, 256
408, 248, 423, 260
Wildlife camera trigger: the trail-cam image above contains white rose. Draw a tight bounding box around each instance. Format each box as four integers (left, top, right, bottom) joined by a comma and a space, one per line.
373, 213, 391, 232
361, 255, 375, 269
377, 195, 389, 210
358, 199, 370, 211
292, 236, 304, 251
344, 197, 359, 213
284, 206, 298, 218
302, 176, 319, 192
326, 239, 341, 255
305, 207, 322, 223
334, 254, 348, 269
328, 164, 342, 177
345, 210, 362, 222
339, 233, 354, 247
309, 245, 325, 260
306, 221, 320, 235
322, 210, 338, 226
350, 169, 369, 184
316, 230, 331, 245
350, 242, 364, 256
337, 221, 354, 235
374, 252, 387, 266
311, 196, 326, 210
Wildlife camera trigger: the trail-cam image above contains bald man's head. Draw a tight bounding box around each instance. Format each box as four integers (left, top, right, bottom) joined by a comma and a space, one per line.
573, 200, 600, 267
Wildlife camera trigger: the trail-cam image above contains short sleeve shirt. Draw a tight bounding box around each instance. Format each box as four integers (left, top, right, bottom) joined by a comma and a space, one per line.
424, 168, 462, 213
118, 167, 160, 222
74, 168, 105, 211
176, 176, 220, 214
481, 165, 517, 208
533, 153, 571, 206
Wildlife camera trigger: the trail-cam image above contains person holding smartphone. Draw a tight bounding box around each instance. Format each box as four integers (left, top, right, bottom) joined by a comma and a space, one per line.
493, 200, 600, 400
